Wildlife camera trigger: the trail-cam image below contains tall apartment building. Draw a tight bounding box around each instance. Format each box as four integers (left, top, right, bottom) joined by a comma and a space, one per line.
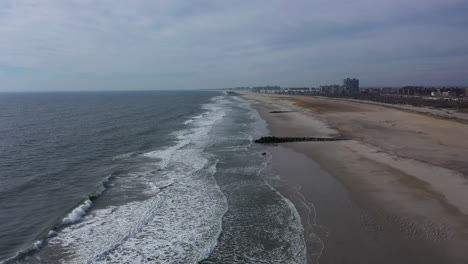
343, 78, 359, 94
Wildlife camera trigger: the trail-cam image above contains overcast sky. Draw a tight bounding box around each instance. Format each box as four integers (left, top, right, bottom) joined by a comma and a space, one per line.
1, 0, 468, 91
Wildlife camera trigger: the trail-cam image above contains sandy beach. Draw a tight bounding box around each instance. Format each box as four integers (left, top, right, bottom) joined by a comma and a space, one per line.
239, 91, 468, 264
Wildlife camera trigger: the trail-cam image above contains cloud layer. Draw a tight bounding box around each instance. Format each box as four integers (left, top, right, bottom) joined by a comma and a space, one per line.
1, 0, 468, 91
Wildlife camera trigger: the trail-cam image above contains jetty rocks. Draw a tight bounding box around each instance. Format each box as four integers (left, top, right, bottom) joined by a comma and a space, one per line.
269, 111, 295, 113
254, 136, 348, 144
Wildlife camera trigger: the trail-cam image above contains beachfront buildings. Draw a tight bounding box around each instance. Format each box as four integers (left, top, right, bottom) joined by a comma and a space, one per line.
399, 86, 468, 98
251, 86, 281, 93
319, 78, 360, 95
343, 78, 360, 94
319, 85, 343, 94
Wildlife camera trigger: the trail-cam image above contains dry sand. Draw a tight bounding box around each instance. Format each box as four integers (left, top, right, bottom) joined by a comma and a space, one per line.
239, 91, 468, 264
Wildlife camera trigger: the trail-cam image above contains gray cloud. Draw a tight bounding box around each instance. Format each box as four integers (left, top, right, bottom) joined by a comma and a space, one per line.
0, 0, 467, 91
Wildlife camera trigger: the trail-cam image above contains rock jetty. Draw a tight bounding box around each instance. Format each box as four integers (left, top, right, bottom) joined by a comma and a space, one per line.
254, 136, 348, 144
269, 111, 295, 113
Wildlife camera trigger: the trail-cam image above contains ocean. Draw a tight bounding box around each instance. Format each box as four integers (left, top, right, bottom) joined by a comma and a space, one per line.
0, 91, 307, 263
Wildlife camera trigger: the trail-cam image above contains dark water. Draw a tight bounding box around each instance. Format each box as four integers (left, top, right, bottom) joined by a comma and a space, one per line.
0, 91, 308, 263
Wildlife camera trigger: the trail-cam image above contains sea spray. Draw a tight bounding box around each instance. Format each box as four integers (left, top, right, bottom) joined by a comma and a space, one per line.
61, 200, 92, 226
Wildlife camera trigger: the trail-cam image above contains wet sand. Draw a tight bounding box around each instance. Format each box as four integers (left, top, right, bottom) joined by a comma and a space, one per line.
240, 91, 468, 264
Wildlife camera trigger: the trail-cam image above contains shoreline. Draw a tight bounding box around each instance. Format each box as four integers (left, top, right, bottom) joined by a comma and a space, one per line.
240, 91, 468, 264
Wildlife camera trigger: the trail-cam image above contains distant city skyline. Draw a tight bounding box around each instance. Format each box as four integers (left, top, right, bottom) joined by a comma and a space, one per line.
1, 0, 468, 92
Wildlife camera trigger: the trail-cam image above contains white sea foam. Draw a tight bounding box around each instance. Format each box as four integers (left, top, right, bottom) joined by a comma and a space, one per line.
90, 96, 229, 263
32, 240, 43, 250
46, 192, 163, 264
183, 114, 203, 125
142, 138, 190, 169
93, 163, 227, 264
61, 200, 92, 226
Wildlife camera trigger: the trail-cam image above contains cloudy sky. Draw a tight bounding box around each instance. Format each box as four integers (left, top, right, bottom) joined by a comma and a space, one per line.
1, 0, 468, 91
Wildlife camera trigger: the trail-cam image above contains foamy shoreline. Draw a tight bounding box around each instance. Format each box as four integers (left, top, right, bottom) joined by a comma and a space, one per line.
240, 91, 468, 264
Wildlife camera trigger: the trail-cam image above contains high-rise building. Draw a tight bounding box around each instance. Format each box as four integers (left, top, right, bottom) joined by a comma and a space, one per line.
343, 78, 359, 94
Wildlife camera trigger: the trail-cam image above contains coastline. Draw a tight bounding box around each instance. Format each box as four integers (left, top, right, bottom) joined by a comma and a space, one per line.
240, 91, 468, 264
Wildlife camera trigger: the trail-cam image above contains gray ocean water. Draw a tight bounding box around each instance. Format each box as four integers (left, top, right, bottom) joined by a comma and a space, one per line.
0, 91, 307, 263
